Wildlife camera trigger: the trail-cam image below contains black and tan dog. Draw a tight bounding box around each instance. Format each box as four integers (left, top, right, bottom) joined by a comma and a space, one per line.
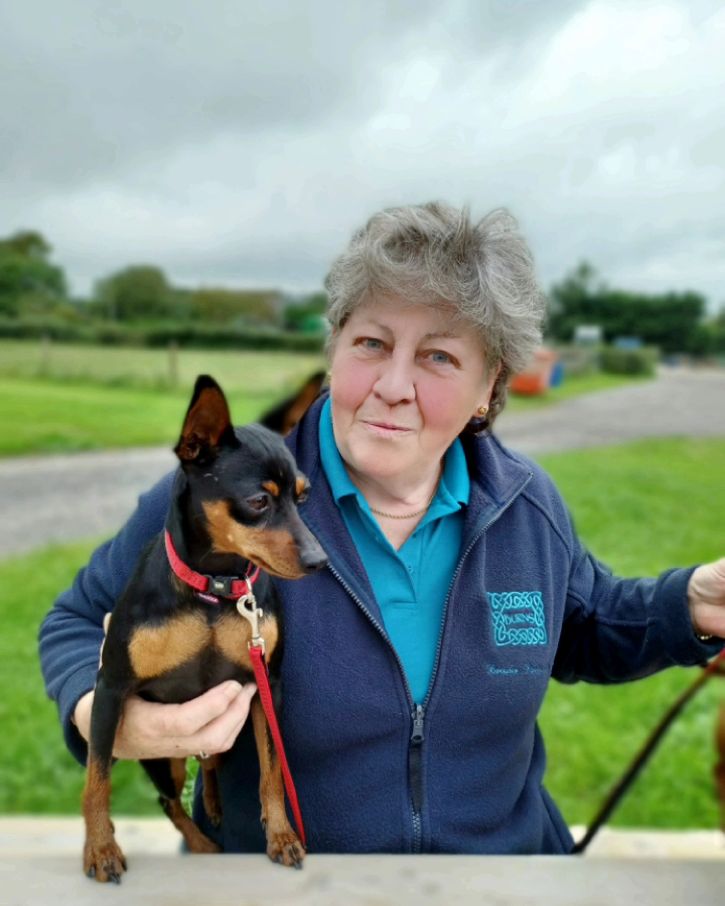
82, 374, 327, 882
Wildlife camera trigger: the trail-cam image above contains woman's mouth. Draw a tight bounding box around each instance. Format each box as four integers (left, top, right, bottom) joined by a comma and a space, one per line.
361, 420, 414, 436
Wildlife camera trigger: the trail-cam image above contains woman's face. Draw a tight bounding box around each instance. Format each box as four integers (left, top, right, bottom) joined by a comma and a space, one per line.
329, 297, 498, 488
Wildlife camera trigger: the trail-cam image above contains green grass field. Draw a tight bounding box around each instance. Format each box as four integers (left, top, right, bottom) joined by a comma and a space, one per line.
2, 437, 723, 826
0, 339, 326, 393
0, 339, 646, 456
0, 343, 325, 455
537, 439, 725, 829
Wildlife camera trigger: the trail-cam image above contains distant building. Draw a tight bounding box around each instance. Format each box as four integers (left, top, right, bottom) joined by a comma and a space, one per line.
613, 336, 642, 350
573, 325, 603, 345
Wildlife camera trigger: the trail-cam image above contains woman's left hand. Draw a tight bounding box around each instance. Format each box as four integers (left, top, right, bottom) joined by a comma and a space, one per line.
688, 557, 725, 640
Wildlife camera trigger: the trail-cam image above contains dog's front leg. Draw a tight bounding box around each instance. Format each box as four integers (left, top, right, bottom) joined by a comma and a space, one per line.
250, 696, 305, 867
82, 674, 128, 883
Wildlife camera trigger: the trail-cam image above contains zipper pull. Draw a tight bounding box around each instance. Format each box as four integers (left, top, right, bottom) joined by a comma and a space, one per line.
411, 705, 425, 745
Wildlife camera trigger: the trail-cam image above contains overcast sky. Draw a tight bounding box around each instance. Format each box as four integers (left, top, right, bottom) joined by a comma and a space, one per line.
1, 0, 724, 309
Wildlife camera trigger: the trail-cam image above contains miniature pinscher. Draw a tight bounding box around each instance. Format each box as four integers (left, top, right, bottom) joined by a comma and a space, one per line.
82, 374, 327, 882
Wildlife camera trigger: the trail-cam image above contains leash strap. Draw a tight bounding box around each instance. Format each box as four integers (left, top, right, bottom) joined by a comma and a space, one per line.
248, 644, 307, 849
573, 644, 725, 854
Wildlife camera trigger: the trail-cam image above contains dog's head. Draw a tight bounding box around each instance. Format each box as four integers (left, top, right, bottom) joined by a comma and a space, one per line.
174, 375, 327, 579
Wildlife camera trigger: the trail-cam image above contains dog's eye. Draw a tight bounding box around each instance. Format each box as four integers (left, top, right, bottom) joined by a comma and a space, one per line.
247, 494, 270, 513
296, 488, 309, 504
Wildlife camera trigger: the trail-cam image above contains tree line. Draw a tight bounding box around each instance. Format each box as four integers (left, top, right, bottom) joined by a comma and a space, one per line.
1, 229, 724, 355
0, 230, 326, 334
548, 262, 725, 356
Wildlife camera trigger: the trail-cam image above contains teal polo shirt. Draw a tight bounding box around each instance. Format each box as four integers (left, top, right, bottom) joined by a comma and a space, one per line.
318, 398, 469, 704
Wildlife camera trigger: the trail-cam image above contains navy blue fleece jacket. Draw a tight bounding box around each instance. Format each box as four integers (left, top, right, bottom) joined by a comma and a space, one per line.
38, 394, 719, 854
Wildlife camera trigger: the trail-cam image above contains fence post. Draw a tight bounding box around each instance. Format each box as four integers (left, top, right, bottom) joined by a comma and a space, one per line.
168, 340, 179, 389
40, 334, 51, 376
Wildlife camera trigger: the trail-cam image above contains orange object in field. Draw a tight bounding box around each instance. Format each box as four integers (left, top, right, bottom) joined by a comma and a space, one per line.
510, 348, 558, 396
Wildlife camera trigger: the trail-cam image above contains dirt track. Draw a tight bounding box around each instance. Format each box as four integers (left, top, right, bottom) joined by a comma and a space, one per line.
2, 366, 724, 557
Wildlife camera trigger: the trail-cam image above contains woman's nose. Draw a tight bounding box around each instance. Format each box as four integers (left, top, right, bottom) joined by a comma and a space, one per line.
373, 355, 415, 405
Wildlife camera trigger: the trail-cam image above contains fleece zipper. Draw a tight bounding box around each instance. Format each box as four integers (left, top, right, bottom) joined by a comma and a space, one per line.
410, 470, 535, 849
325, 561, 424, 850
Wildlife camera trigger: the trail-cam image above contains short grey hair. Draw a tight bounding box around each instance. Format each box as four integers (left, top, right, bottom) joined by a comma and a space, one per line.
324, 201, 546, 429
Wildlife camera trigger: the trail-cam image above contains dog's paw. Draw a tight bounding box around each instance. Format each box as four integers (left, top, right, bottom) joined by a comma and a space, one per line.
83, 838, 127, 883
267, 830, 305, 869
187, 830, 222, 854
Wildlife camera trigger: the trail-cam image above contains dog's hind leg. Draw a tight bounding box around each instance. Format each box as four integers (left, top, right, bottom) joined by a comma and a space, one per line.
250, 697, 305, 867
140, 757, 220, 853
198, 756, 223, 826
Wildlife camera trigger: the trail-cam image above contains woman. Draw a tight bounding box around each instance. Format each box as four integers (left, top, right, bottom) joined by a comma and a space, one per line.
40, 202, 725, 855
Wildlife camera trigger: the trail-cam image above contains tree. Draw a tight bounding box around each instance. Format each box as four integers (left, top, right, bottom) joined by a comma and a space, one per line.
189, 288, 280, 325
283, 292, 328, 332
547, 262, 706, 354
94, 266, 173, 321
0, 230, 66, 317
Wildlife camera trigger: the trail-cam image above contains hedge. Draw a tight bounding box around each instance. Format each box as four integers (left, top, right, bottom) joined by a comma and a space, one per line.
0, 316, 326, 352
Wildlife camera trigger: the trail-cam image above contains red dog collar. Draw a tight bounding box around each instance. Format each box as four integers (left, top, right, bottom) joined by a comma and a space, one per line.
164, 530, 260, 602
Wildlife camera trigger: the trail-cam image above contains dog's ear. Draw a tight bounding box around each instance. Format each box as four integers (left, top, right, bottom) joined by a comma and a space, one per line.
259, 370, 327, 436
175, 375, 237, 464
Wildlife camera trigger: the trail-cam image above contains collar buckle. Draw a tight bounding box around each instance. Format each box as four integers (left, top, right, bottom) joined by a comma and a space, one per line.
206, 575, 236, 597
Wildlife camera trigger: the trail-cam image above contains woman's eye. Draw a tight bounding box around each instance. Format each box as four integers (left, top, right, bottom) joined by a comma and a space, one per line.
428, 350, 454, 365
358, 337, 384, 351
247, 494, 270, 513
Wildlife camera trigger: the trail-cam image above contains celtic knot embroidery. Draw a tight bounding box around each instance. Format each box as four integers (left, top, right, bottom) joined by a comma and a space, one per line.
487, 591, 547, 647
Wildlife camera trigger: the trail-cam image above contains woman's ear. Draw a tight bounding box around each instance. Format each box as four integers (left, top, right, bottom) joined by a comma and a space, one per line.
486, 361, 502, 397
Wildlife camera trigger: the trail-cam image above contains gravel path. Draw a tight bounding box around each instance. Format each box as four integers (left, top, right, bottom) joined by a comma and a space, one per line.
2, 366, 724, 557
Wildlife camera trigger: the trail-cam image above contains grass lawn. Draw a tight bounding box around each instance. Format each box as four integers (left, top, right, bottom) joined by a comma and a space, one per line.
537, 438, 725, 829
0, 539, 160, 814
0, 341, 325, 456
0, 339, 325, 394
0, 378, 284, 457
2, 437, 723, 825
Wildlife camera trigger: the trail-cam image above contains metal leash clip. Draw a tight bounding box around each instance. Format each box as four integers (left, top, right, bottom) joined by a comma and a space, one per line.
236, 578, 265, 655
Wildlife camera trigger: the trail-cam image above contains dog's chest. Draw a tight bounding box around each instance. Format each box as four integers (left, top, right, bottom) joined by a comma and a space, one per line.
128, 608, 279, 681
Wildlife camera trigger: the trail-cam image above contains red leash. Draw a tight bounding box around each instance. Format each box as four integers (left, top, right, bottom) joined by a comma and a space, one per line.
248, 645, 307, 848
237, 585, 307, 849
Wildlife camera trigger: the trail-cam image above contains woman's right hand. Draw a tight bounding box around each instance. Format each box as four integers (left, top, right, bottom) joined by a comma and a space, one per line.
73, 680, 257, 760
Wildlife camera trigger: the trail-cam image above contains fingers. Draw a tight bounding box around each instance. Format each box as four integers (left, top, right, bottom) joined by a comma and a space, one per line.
157, 681, 251, 738
688, 561, 725, 639
187, 682, 258, 756
113, 680, 257, 760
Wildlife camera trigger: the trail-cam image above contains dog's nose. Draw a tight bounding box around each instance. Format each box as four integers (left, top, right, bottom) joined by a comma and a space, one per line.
300, 547, 328, 574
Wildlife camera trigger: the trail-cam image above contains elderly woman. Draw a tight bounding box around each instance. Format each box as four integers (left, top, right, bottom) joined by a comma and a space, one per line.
40, 202, 725, 855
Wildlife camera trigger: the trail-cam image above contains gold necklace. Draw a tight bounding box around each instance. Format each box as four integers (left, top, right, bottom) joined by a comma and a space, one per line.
368, 488, 437, 520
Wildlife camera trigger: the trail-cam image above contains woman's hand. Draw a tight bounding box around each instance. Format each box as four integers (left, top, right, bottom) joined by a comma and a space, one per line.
73, 680, 257, 760
688, 557, 725, 641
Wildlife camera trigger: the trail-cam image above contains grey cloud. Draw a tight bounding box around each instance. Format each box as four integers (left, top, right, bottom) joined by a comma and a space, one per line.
1, 0, 723, 308
1, 0, 590, 196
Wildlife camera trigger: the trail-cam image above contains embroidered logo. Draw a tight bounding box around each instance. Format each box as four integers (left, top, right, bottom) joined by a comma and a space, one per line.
487, 591, 547, 647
